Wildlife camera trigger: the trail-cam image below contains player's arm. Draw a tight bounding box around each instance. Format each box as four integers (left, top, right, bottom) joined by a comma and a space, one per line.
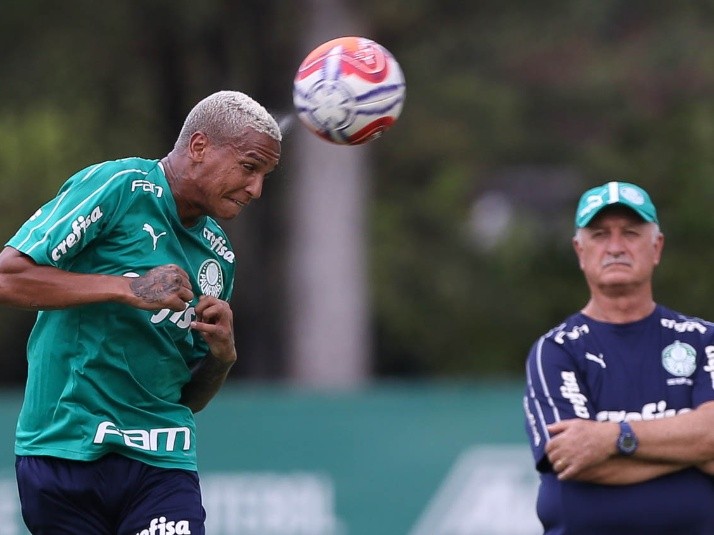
180, 295, 237, 413
0, 246, 193, 311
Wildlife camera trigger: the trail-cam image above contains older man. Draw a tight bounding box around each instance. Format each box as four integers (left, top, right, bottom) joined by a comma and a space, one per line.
524, 181, 714, 534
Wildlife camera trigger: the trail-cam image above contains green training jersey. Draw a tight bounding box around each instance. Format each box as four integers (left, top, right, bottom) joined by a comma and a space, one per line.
6, 157, 236, 471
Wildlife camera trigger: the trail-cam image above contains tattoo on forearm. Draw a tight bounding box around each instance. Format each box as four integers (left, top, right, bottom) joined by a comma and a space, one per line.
130, 268, 182, 303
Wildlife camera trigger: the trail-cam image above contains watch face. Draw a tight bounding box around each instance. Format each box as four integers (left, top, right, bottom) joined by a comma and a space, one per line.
618, 422, 638, 455
618, 431, 638, 455
621, 435, 636, 451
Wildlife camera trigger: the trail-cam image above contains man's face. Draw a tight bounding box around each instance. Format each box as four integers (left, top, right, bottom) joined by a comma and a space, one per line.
573, 205, 663, 292
191, 128, 281, 221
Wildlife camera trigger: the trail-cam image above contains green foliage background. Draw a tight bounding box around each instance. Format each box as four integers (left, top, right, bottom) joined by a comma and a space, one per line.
1, 0, 714, 382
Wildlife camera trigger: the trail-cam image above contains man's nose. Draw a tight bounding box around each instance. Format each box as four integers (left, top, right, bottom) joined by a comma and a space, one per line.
605, 232, 626, 252
246, 175, 264, 199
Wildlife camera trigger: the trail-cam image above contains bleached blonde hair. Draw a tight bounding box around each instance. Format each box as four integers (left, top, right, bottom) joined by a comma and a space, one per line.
174, 90, 282, 149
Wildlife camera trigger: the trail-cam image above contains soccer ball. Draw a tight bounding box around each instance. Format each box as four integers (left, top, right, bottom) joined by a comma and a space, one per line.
292, 36, 406, 145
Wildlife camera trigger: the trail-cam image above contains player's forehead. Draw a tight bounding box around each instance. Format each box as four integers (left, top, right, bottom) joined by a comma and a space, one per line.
227, 129, 281, 167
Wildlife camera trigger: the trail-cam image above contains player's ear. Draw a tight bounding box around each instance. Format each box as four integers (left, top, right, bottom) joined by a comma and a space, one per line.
188, 132, 209, 161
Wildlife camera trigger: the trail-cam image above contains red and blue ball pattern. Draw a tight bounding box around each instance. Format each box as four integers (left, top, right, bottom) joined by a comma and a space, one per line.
293, 36, 406, 145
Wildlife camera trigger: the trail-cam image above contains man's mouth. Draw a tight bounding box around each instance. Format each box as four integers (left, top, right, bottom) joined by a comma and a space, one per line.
602, 260, 631, 268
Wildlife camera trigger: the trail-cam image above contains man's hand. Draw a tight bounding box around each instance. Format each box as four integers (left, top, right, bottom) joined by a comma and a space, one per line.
191, 295, 237, 365
180, 296, 237, 413
0, 248, 193, 311
546, 419, 619, 479
128, 264, 194, 311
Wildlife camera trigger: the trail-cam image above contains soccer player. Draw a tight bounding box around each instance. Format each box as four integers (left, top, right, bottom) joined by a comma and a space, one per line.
523, 182, 714, 534
0, 90, 281, 534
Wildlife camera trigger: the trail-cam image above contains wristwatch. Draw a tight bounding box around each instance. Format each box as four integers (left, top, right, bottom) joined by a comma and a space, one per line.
616, 421, 638, 456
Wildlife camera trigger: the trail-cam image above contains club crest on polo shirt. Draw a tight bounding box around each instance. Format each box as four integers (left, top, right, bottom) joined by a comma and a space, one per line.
661, 341, 697, 377
198, 259, 223, 297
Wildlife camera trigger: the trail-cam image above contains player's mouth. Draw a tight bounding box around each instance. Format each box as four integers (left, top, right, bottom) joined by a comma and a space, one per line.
229, 198, 247, 207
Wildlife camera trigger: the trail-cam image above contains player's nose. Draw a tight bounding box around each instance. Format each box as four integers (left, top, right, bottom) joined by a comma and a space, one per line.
245, 175, 264, 199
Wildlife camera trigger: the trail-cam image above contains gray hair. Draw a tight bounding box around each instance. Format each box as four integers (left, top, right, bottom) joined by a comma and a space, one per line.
174, 90, 282, 149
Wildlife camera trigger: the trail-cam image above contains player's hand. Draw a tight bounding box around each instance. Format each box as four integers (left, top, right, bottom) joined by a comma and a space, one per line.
191, 295, 237, 366
546, 419, 619, 479
128, 264, 194, 311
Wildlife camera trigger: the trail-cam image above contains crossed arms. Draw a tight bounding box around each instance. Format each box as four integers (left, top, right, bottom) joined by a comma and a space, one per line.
545, 401, 714, 484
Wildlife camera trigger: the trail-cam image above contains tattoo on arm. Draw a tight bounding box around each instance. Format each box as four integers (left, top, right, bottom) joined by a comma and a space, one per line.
130, 268, 183, 303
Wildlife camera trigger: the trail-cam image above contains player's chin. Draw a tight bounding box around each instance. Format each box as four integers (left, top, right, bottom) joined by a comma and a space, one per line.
217, 200, 245, 219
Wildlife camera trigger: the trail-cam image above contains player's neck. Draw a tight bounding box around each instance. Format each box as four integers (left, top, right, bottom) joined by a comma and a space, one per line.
161, 155, 201, 227
581, 292, 656, 324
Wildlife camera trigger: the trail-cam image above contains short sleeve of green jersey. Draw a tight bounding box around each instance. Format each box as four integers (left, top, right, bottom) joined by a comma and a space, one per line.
7, 162, 129, 268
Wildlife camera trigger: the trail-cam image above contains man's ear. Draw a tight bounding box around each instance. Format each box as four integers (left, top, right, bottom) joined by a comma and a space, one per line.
653, 232, 664, 266
572, 235, 585, 270
188, 132, 209, 161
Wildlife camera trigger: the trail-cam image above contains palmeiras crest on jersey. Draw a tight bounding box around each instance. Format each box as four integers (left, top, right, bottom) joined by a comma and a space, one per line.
198, 259, 224, 298
661, 340, 697, 377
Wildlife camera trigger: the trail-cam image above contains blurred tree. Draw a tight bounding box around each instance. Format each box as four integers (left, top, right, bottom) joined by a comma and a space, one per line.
363, 0, 714, 376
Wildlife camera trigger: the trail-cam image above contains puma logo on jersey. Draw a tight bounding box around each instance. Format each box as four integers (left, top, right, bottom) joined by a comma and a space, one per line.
143, 223, 167, 250
585, 352, 607, 369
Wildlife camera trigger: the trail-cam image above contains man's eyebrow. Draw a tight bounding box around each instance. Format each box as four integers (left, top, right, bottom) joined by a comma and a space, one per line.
244, 150, 268, 164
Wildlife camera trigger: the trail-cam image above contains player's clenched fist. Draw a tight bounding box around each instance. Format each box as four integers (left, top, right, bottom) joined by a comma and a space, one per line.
129, 264, 194, 311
